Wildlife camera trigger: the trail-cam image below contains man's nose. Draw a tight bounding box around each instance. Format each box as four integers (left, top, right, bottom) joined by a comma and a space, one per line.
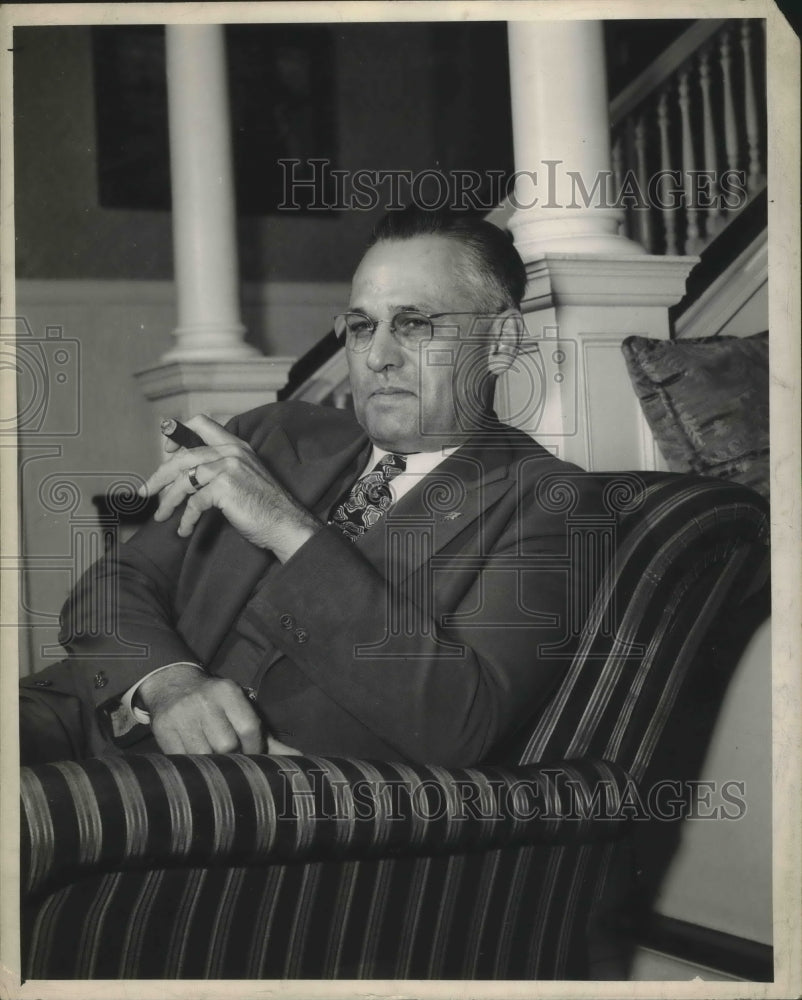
365, 319, 405, 371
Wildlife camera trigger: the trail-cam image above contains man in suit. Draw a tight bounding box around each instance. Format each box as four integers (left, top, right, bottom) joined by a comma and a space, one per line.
21, 209, 601, 767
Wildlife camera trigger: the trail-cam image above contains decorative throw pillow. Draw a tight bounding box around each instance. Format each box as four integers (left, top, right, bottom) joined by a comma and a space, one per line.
621, 331, 769, 498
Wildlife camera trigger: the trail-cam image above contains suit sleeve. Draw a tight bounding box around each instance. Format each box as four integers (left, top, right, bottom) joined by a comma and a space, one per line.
55, 509, 202, 709
54, 409, 252, 709
243, 481, 599, 767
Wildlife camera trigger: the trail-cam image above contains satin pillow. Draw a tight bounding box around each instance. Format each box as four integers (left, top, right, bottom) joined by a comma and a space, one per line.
622, 331, 769, 498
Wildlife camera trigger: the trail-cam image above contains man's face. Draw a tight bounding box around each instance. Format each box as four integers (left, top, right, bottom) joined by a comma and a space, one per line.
346, 235, 497, 454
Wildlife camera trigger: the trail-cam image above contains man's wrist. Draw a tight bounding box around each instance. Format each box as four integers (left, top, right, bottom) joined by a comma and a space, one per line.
133, 662, 205, 718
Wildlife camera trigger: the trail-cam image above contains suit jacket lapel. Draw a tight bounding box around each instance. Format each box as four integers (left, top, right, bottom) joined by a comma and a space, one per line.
354, 431, 517, 581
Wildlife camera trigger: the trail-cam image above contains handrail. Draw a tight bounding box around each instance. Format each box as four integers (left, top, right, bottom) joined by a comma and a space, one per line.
609, 19, 728, 125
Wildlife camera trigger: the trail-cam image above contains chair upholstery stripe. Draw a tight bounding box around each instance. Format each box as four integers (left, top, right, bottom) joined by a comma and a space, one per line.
20, 771, 53, 894
554, 842, 592, 975
357, 858, 394, 975
629, 547, 750, 780
463, 848, 502, 978
352, 760, 394, 852
101, 757, 149, 858
520, 480, 685, 762
492, 844, 534, 976
204, 866, 246, 978
229, 754, 278, 854
284, 862, 322, 977
426, 853, 465, 978
119, 869, 165, 976
75, 869, 121, 976
52, 762, 103, 866
394, 855, 431, 978
26, 881, 71, 974
386, 761, 430, 849
526, 846, 565, 978
164, 867, 208, 977
322, 860, 360, 976
144, 756, 194, 855
244, 865, 286, 977
192, 756, 238, 855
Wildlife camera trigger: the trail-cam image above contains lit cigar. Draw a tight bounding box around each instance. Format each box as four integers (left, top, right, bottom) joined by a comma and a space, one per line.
160, 418, 205, 449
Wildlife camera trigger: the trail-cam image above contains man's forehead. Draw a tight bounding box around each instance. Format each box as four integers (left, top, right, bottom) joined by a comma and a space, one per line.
349, 235, 475, 309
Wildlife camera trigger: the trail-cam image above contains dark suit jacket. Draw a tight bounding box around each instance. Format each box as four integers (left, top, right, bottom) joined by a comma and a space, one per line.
23, 401, 604, 766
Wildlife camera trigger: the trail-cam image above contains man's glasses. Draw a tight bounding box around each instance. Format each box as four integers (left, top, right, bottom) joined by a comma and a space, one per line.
333, 310, 490, 353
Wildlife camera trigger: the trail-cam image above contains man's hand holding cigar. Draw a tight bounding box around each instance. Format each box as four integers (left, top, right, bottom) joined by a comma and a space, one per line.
140, 414, 321, 564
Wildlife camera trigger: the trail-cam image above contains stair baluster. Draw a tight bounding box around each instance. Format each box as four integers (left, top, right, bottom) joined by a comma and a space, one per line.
719, 28, 741, 192
741, 22, 765, 195
678, 68, 703, 254
699, 45, 724, 240
656, 89, 679, 255
634, 114, 654, 252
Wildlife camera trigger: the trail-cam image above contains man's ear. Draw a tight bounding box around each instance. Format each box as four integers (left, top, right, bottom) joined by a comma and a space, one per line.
488, 309, 524, 375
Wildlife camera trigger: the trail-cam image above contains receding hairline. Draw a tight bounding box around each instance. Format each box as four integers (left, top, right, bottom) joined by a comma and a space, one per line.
362, 230, 513, 314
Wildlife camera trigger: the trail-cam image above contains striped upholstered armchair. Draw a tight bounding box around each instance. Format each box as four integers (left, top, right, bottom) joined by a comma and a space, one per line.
19, 472, 769, 980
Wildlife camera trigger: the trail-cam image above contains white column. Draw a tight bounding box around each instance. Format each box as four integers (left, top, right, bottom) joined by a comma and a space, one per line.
499, 20, 699, 472
136, 24, 295, 442
163, 24, 256, 361
506, 20, 644, 256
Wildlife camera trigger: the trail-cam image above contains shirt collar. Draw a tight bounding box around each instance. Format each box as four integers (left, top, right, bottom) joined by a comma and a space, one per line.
364, 444, 460, 479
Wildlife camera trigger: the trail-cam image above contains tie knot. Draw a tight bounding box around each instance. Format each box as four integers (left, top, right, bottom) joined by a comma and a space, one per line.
376, 453, 407, 481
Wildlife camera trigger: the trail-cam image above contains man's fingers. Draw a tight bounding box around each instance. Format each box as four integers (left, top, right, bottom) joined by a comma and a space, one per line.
177, 487, 216, 537
141, 446, 222, 498
186, 413, 240, 448
150, 677, 263, 755
191, 704, 241, 753
151, 720, 189, 755
141, 445, 244, 499
218, 688, 264, 754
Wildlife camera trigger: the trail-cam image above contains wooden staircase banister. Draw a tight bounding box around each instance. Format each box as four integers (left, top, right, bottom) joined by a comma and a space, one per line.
609, 19, 728, 126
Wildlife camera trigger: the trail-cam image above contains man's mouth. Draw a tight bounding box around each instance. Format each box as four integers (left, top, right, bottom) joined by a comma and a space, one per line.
370, 387, 414, 396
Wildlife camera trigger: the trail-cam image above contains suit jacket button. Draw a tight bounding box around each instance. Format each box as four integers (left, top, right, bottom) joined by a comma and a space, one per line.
34, 679, 53, 687
294, 628, 309, 644
279, 613, 294, 630
94, 671, 108, 689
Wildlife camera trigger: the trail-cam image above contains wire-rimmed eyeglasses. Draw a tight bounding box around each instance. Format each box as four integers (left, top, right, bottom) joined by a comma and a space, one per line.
333, 310, 493, 353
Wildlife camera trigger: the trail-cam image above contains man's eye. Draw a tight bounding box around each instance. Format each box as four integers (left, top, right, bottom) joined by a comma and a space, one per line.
395, 314, 430, 335
348, 318, 372, 335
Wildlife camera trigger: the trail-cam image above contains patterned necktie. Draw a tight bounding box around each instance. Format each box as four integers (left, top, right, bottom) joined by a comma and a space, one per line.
329, 453, 407, 540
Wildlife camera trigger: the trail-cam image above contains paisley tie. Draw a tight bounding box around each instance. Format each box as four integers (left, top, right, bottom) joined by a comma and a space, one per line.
329, 453, 407, 540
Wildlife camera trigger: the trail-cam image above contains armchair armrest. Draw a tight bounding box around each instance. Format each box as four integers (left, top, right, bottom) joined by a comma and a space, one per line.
22, 753, 633, 897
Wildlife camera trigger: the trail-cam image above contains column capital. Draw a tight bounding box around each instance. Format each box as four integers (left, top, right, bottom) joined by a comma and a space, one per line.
135, 357, 296, 426
521, 253, 699, 311
498, 253, 699, 472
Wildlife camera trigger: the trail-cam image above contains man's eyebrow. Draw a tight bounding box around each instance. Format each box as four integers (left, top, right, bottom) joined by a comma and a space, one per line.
348, 303, 442, 316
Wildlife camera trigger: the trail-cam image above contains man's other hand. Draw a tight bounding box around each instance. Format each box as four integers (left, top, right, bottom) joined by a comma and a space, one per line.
138, 414, 319, 561
139, 663, 263, 754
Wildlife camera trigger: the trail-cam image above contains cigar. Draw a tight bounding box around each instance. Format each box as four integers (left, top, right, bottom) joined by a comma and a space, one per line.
160, 417, 206, 449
